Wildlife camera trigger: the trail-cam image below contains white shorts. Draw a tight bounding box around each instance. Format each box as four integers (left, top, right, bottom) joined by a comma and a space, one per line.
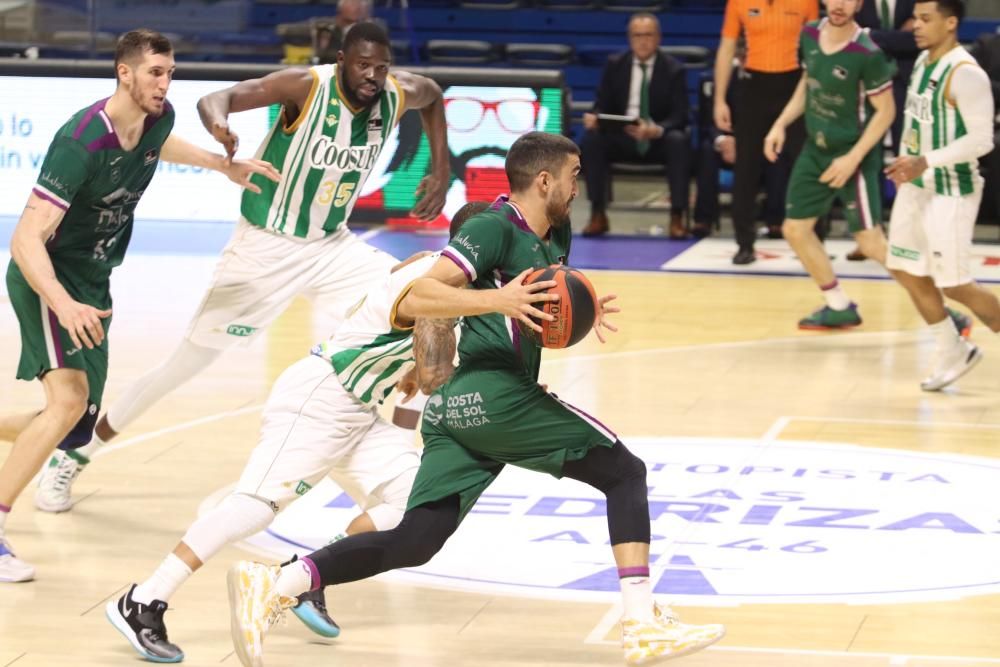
186, 219, 397, 349
236, 355, 420, 522
886, 183, 982, 288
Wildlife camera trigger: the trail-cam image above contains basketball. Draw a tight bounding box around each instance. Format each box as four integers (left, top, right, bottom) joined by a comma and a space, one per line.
516, 264, 599, 349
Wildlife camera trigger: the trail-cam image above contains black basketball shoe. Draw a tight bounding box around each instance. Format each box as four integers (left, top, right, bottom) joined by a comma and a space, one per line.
106, 584, 184, 663
291, 587, 341, 638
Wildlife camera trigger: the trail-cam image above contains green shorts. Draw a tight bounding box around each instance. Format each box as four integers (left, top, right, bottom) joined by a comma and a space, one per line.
786, 143, 883, 233
410, 367, 617, 520
6, 261, 111, 406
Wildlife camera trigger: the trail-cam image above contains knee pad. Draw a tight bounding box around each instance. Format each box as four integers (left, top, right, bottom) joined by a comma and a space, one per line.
57, 402, 99, 451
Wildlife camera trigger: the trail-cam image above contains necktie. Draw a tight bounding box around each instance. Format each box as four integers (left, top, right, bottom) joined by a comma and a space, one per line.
637, 62, 651, 155
880, 0, 892, 29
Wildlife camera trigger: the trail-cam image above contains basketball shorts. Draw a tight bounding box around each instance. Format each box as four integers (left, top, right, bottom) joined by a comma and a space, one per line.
185, 219, 397, 349
409, 368, 617, 521
885, 183, 982, 288
235, 354, 420, 519
6, 261, 110, 406
785, 144, 883, 233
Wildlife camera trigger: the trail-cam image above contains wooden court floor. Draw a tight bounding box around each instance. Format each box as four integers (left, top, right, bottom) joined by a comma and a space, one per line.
1, 256, 999, 667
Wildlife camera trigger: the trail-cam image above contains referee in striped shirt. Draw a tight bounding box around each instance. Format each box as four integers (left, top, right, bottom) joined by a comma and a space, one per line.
715, 0, 819, 264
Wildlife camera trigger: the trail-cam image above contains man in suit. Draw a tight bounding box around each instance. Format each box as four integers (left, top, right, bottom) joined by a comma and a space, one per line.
581, 12, 691, 238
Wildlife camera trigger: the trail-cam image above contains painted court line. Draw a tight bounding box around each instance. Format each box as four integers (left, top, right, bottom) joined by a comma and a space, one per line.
95, 404, 263, 459
778, 415, 1000, 431
585, 614, 1000, 665
541, 328, 919, 366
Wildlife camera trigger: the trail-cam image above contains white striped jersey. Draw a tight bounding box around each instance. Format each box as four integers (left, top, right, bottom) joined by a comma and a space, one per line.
903, 46, 984, 196
312, 254, 437, 408
241, 64, 405, 240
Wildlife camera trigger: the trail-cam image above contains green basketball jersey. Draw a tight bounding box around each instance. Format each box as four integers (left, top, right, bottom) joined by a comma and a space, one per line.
241, 64, 404, 240
799, 20, 895, 152
903, 46, 983, 196
441, 196, 572, 380
18, 97, 174, 304
312, 254, 439, 408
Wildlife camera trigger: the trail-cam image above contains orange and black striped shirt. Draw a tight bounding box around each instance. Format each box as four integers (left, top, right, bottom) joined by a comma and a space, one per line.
721, 0, 819, 73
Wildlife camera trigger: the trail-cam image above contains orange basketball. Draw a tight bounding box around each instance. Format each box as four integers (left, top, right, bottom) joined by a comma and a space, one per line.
517, 264, 599, 349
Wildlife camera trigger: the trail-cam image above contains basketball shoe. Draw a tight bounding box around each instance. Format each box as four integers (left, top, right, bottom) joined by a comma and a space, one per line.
106, 584, 183, 662
921, 339, 982, 392
621, 603, 725, 665
35, 449, 87, 513
0, 535, 35, 582
798, 303, 862, 330
291, 587, 340, 638
227, 561, 296, 667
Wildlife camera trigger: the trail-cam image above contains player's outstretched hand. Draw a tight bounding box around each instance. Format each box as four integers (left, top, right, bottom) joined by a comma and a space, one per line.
411, 173, 448, 221
494, 268, 558, 333
592, 294, 620, 344
210, 121, 240, 163
54, 298, 112, 350
820, 153, 860, 189
763, 125, 785, 163
225, 159, 281, 194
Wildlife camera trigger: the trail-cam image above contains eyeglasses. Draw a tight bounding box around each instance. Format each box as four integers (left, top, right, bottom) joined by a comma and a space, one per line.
445, 98, 540, 133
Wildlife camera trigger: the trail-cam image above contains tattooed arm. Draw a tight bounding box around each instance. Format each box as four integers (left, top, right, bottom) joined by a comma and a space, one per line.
412, 317, 457, 394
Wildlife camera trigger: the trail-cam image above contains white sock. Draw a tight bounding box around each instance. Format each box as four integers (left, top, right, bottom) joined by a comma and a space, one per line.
106, 340, 221, 431
276, 559, 314, 598
821, 281, 851, 310
132, 553, 193, 605
620, 572, 654, 622
0, 506, 8, 533
74, 434, 107, 461
929, 316, 961, 352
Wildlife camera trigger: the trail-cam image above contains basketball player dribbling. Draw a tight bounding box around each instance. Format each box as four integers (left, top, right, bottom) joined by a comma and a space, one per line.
226, 132, 727, 667
105, 201, 556, 662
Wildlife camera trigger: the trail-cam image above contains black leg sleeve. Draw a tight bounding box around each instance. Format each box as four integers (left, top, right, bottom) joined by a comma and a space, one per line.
306, 496, 461, 587
561, 441, 650, 545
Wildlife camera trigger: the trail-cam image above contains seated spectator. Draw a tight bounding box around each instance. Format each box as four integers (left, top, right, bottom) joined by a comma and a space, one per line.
580, 12, 691, 239
312, 0, 382, 64
277, 0, 386, 66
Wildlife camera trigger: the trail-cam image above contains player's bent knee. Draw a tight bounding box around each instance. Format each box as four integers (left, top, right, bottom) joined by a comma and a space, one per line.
619, 446, 647, 483
390, 499, 459, 567
367, 467, 417, 531
781, 219, 811, 242
941, 283, 973, 300
57, 403, 100, 450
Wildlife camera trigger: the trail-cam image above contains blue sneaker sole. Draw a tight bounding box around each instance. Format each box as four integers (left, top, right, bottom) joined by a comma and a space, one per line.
105, 601, 184, 663
291, 604, 341, 638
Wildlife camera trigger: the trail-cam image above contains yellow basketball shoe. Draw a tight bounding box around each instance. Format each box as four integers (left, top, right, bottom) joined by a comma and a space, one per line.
621, 603, 726, 665
227, 561, 296, 667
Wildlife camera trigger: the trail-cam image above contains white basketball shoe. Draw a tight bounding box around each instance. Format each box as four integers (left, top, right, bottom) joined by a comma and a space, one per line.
621, 603, 725, 664
35, 449, 87, 513
921, 340, 982, 392
0, 535, 36, 583
227, 561, 296, 667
